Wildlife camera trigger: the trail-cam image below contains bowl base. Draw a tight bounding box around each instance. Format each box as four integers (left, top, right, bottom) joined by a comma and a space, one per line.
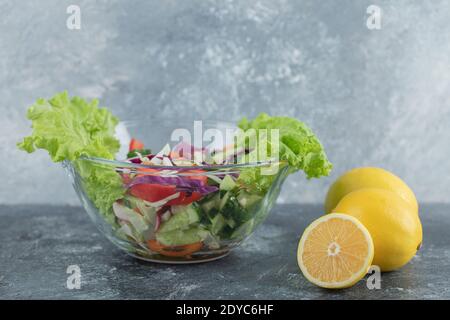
126, 250, 231, 264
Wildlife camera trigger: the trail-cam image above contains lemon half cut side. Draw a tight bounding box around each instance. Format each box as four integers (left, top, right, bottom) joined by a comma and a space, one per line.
297, 213, 374, 289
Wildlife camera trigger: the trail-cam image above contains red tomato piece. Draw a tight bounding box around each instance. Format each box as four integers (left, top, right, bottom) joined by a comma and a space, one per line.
129, 184, 178, 203
167, 191, 202, 206
129, 138, 145, 152
128, 169, 207, 205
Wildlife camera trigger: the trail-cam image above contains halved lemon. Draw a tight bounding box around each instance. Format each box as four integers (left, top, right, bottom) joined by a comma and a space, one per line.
297, 213, 374, 289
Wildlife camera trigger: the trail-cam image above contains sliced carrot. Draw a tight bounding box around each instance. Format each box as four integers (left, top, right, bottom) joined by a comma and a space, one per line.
135, 168, 158, 177
183, 169, 208, 184
147, 240, 203, 257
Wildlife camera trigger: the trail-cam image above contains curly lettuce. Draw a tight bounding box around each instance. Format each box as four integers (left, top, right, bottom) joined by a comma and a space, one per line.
17, 92, 124, 221
237, 113, 332, 194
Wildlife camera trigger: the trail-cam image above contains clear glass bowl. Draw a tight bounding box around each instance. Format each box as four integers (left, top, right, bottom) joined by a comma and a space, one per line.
64, 120, 289, 263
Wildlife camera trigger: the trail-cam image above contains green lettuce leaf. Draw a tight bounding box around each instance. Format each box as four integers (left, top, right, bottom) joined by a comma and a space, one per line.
237, 165, 279, 195
74, 159, 124, 224
236, 113, 332, 194
18, 91, 125, 220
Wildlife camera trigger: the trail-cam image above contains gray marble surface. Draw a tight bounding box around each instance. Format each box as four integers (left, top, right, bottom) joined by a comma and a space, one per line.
2, 0, 450, 206
0, 203, 448, 299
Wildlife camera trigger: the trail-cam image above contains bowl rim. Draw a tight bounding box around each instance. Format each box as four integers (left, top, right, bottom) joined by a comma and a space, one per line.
77, 119, 288, 173
79, 156, 287, 173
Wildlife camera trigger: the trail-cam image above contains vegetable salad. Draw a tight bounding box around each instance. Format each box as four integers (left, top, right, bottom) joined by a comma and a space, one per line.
18, 92, 332, 259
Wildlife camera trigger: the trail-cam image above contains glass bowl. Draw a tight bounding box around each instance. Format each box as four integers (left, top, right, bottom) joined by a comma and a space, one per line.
64, 120, 289, 263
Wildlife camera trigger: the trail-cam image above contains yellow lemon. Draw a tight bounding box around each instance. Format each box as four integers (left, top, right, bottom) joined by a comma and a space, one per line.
325, 167, 418, 214
297, 213, 374, 289
332, 188, 422, 272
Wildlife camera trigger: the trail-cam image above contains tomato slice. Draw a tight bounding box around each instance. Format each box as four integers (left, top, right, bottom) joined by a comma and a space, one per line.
130, 185, 203, 206
129, 138, 145, 152
128, 169, 208, 205
129, 184, 177, 203
147, 240, 203, 257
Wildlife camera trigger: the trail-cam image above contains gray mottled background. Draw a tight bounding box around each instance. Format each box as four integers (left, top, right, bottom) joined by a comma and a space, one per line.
1, 0, 449, 206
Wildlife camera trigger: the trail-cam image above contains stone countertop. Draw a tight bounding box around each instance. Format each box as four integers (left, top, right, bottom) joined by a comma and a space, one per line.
0, 204, 448, 299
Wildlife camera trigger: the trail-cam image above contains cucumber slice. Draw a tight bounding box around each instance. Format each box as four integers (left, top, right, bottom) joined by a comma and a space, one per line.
158, 204, 199, 233
210, 214, 227, 235
156, 227, 209, 246
237, 192, 262, 209
123, 195, 157, 225
226, 218, 236, 228
200, 193, 220, 213
220, 175, 236, 191
219, 191, 231, 211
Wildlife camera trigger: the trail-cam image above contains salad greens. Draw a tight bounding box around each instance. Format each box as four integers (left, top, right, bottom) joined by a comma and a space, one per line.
17, 92, 124, 221
127, 149, 152, 159
236, 113, 332, 194
238, 113, 332, 177
18, 91, 120, 161
18, 92, 332, 260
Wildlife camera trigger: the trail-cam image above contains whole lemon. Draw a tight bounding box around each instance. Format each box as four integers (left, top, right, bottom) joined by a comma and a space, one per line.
325, 167, 418, 214
332, 188, 422, 272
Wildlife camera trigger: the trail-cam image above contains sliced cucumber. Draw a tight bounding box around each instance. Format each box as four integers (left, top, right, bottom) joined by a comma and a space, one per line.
219, 191, 231, 211
237, 192, 262, 209
158, 204, 199, 233
123, 195, 157, 225
200, 193, 220, 213
123, 195, 143, 208
210, 214, 227, 235
156, 227, 209, 246
226, 218, 236, 228
219, 175, 236, 191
